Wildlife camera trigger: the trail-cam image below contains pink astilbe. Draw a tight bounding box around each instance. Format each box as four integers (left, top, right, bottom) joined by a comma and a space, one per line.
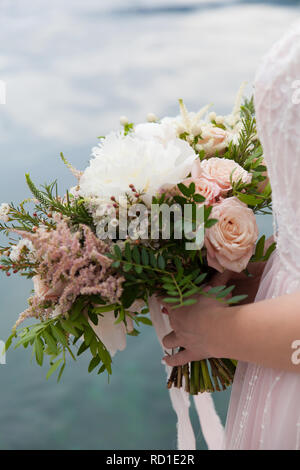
15, 215, 123, 328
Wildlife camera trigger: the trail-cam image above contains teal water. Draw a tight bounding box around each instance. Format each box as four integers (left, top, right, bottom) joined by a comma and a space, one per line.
0, 0, 299, 450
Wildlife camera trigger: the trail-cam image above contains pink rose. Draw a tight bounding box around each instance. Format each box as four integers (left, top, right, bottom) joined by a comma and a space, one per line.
182, 176, 221, 205
205, 197, 258, 273
192, 157, 252, 192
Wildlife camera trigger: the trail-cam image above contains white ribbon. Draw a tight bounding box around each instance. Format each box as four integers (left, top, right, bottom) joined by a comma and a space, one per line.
148, 296, 224, 450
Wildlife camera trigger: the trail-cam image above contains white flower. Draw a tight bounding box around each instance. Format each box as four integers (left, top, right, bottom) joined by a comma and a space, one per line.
120, 115, 129, 126
10, 246, 21, 263
10, 239, 35, 263
215, 115, 224, 125
134, 121, 177, 146
79, 128, 197, 206
160, 83, 247, 154
147, 113, 158, 123
69, 186, 81, 199
0, 203, 10, 222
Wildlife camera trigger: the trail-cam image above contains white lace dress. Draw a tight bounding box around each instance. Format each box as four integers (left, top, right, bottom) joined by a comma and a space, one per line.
224, 20, 300, 450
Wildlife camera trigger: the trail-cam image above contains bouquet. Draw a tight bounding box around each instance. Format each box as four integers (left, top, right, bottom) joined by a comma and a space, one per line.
0, 85, 274, 395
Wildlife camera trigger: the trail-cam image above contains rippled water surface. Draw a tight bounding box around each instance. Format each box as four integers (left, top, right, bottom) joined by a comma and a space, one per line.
0, 0, 299, 450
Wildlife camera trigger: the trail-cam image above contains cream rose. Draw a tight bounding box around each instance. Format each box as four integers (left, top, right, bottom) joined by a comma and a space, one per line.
192, 157, 252, 192
205, 197, 258, 273
196, 125, 228, 156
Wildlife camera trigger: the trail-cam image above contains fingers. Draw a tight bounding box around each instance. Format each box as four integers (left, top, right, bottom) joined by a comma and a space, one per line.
163, 349, 192, 367
162, 331, 180, 349
210, 271, 231, 286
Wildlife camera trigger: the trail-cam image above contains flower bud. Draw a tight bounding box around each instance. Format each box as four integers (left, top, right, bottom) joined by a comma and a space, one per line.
147, 113, 157, 123
120, 115, 129, 126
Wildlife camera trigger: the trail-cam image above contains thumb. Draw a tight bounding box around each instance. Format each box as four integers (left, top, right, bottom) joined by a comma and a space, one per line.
163, 349, 192, 367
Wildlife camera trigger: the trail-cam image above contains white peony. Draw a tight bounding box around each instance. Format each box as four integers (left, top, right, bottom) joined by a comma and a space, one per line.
134, 121, 177, 146
79, 127, 197, 205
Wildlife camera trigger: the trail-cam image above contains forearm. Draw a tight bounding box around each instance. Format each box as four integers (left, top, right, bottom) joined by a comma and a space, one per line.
214, 291, 300, 372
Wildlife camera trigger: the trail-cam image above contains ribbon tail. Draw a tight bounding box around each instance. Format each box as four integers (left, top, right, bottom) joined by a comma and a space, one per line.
148, 296, 196, 450
193, 393, 225, 450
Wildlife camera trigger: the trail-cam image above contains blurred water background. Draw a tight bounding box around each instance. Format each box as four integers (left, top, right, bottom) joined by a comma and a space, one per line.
0, 0, 299, 450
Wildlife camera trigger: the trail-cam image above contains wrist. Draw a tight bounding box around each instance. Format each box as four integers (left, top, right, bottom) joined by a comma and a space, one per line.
208, 303, 239, 359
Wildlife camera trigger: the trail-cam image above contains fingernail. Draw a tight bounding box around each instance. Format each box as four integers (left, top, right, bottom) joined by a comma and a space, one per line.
162, 307, 169, 314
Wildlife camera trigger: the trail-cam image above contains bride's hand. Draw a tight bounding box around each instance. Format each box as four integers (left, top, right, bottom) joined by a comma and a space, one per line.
210, 234, 275, 303
161, 294, 228, 366
209, 262, 264, 304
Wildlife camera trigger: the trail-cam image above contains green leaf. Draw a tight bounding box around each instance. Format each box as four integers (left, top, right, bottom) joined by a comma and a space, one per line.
254, 235, 265, 259
205, 218, 218, 228
60, 320, 78, 336
97, 344, 112, 374
158, 255, 166, 270
207, 285, 226, 295
227, 294, 248, 304
149, 252, 157, 268
88, 356, 101, 373
194, 273, 207, 284
177, 183, 191, 198
141, 248, 149, 266
114, 244, 122, 259
83, 327, 94, 346
111, 261, 120, 268
42, 330, 58, 355
88, 311, 98, 326
182, 287, 199, 298
132, 246, 141, 264
162, 282, 175, 291
124, 243, 132, 262
237, 193, 262, 206
46, 359, 63, 380
216, 285, 235, 298
163, 297, 179, 303
50, 325, 68, 347
90, 338, 98, 357
188, 182, 195, 194
181, 298, 197, 306
173, 195, 187, 205
34, 336, 44, 366
4, 332, 15, 353
97, 364, 106, 375
134, 265, 143, 274
263, 242, 276, 261
124, 263, 132, 272
70, 297, 85, 320
193, 194, 206, 203
135, 317, 152, 326
77, 341, 89, 356
57, 362, 66, 383
93, 304, 116, 314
